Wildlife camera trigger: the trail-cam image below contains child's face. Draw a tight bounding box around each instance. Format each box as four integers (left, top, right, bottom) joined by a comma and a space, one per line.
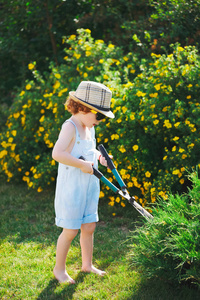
81, 111, 104, 128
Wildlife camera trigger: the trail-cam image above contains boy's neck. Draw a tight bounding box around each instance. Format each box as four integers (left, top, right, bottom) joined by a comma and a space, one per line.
71, 114, 86, 129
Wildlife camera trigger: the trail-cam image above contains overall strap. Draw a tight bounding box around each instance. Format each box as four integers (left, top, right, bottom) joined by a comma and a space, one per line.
64, 119, 80, 138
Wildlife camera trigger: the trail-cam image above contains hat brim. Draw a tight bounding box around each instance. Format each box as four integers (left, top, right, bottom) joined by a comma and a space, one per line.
69, 91, 115, 119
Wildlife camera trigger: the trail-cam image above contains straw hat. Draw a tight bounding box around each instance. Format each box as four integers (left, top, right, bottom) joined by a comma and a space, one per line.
69, 81, 114, 118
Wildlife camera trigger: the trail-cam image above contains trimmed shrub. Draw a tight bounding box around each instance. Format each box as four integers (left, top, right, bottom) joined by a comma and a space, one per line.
129, 169, 200, 288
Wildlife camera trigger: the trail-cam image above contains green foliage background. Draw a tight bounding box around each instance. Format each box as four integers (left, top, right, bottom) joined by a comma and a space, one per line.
0, 29, 199, 209
1, 1, 200, 290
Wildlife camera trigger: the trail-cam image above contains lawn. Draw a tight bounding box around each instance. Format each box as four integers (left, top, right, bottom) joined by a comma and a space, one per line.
1, 183, 199, 299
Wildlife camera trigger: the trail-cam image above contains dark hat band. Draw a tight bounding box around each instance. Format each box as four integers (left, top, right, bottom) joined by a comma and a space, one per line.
76, 97, 110, 112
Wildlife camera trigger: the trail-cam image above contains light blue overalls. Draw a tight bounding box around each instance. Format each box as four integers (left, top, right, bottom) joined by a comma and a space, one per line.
54, 119, 100, 229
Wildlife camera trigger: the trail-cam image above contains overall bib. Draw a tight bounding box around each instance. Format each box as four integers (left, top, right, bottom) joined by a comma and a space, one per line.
54, 119, 100, 229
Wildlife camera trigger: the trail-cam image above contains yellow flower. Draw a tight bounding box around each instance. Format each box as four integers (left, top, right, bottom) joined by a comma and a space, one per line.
99, 191, 104, 198
163, 155, 167, 160
108, 44, 114, 48
26, 84, 31, 90
182, 154, 187, 159
37, 187, 43, 193
20, 91, 25, 96
11, 130, 17, 136
68, 34, 76, 40
35, 155, 40, 160
178, 46, 184, 52
86, 66, 94, 71
136, 91, 146, 97
85, 29, 91, 33
172, 146, 176, 152
123, 56, 128, 61
111, 134, 119, 140
0, 150, 7, 158
11, 144, 16, 151
83, 72, 88, 78
53, 107, 57, 114
150, 93, 158, 98
13, 112, 20, 119
99, 59, 104, 64
154, 84, 161, 91
188, 143, 194, 148
121, 202, 126, 207
145, 171, 151, 178
172, 169, 179, 175
127, 182, 133, 188
163, 120, 172, 129
74, 53, 81, 59
119, 145, 126, 153
95, 40, 104, 44
86, 51, 91, 56
173, 136, 179, 141
153, 119, 159, 125
122, 106, 127, 113
179, 148, 185, 153
28, 63, 35, 70
39, 115, 45, 123
15, 155, 20, 162
132, 145, 139, 151
54, 73, 61, 79
116, 197, 120, 203
174, 122, 180, 128
180, 179, 184, 184
103, 74, 109, 80
39, 126, 44, 132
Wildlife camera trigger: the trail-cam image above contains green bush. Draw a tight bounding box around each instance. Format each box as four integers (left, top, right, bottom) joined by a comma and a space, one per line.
129, 169, 200, 288
98, 45, 200, 208
0, 29, 199, 210
0, 29, 133, 193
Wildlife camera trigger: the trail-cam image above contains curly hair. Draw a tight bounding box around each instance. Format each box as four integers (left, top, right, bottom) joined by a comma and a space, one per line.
65, 97, 91, 114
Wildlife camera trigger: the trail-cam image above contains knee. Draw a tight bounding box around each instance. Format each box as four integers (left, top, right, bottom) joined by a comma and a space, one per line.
62, 228, 79, 242
81, 222, 96, 235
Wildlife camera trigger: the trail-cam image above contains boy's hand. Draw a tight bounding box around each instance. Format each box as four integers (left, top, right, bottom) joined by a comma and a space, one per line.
80, 160, 94, 174
99, 154, 113, 168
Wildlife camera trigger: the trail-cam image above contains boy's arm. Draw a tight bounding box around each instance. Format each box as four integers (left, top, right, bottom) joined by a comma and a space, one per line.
52, 122, 93, 174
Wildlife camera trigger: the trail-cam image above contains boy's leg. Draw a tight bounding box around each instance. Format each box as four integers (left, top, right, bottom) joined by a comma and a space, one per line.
80, 222, 106, 276
53, 228, 78, 283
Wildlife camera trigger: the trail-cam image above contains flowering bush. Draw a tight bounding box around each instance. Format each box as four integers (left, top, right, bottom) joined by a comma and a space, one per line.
98, 45, 200, 208
0, 29, 135, 193
0, 29, 199, 209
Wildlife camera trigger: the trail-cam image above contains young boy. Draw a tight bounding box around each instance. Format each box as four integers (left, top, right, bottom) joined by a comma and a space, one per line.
52, 81, 114, 283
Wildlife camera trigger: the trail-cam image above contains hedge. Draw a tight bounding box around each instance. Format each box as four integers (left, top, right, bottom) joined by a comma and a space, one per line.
0, 29, 199, 210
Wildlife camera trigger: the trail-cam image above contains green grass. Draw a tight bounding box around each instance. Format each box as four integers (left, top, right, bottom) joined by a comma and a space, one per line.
1, 183, 199, 299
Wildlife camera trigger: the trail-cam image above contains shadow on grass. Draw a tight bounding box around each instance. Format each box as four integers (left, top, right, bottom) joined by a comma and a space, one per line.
36, 272, 89, 300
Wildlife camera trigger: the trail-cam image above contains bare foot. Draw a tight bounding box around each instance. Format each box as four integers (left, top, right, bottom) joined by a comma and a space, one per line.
53, 267, 75, 284
82, 265, 106, 276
